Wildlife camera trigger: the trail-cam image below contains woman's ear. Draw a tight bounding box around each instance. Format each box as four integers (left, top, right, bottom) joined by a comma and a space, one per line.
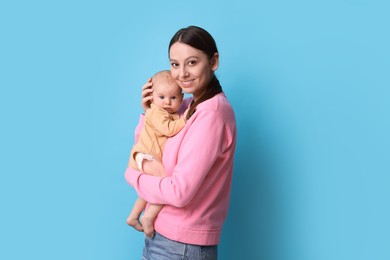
211, 53, 219, 71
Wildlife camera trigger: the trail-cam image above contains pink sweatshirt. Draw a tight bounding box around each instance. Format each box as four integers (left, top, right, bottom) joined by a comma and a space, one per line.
125, 93, 236, 245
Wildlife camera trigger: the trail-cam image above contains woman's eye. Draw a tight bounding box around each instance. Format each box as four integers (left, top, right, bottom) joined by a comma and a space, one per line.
171, 62, 179, 68
188, 60, 197, 65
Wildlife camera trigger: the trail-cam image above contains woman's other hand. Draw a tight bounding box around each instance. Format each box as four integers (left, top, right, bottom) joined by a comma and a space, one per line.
141, 78, 153, 112
143, 160, 166, 177
183, 108, 189, 121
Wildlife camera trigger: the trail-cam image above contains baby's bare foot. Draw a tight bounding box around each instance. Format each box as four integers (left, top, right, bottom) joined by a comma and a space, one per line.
126, 217, 143, 232
140, 215, 155, 237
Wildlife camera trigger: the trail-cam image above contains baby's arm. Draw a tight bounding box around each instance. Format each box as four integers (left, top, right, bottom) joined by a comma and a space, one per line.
150, 107, 186, 137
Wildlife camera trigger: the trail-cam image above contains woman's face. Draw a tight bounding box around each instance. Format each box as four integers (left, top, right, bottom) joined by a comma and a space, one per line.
169, 42, 218, 101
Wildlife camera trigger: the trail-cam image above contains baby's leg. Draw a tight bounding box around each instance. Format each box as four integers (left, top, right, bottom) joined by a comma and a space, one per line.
140, 204, 163, 237
126, 198, 146, 232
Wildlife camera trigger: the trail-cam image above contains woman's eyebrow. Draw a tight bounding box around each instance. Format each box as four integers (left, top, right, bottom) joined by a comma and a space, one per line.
170, 56, 199, 62
185, 56, 199, 60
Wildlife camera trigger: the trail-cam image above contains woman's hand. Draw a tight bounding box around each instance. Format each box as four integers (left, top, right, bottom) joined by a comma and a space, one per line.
143, 160, 166, 177
141, 78, 154, 113
183, 108, 189, 121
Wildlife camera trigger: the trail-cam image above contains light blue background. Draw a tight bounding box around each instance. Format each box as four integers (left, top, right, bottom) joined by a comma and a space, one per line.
1, 0, 389, 259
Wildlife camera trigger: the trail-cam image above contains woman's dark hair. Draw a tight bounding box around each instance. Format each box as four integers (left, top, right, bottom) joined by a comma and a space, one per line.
169, 26, 218, 60
169, 26, 223, 120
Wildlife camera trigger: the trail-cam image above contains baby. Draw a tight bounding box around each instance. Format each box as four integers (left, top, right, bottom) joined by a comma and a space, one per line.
127, 70, 186, 237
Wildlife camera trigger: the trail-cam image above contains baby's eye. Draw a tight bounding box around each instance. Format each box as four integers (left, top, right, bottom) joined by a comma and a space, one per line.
159, 96, 165, 99
171, 96, 176, 100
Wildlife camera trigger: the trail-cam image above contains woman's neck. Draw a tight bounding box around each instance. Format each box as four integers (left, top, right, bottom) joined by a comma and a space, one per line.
192, 89, 207, 102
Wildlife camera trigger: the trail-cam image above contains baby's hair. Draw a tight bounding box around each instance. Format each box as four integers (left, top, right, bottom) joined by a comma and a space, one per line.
152, 70, 181, 92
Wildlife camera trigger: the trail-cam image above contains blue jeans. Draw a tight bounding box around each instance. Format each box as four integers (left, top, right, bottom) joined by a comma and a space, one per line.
142, 232, 218, 260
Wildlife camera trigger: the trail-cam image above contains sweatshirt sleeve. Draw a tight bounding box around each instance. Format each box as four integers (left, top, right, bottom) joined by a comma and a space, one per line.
125, 109, 227, 207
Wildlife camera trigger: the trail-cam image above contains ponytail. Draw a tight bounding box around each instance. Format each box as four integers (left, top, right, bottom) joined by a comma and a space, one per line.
186, 76, 222, 120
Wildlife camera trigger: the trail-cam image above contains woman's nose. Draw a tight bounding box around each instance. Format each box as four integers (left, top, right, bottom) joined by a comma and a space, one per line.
179, 66, 188, 78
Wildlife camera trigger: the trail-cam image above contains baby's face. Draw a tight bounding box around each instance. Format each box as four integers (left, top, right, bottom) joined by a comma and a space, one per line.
152, 83, 183, 113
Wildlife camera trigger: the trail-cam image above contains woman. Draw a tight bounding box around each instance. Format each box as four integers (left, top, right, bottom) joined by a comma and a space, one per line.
125, 26, 237, 260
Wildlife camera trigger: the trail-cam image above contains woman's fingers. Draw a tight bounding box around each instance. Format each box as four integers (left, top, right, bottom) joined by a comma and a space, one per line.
142, 95, 153, 112
142, 82, 153, 98
142, 78, 153, 93
141, 78, 153, 112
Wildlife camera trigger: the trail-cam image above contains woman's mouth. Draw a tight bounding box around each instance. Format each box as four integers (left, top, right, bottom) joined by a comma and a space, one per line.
180, 79, 194, 87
